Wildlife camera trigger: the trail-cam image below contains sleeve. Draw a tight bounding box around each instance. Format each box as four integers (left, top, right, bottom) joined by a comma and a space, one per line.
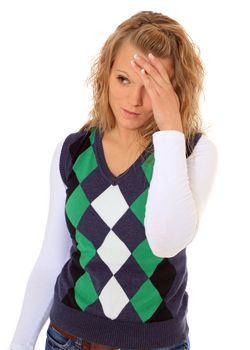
8, 138, 73, 350
144, 130, 218, 258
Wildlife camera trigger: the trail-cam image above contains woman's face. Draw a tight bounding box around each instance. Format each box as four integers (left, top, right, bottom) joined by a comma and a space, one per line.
108, 40, 174, 130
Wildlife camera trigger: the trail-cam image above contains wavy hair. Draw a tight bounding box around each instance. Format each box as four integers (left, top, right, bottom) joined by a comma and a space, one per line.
80, 10, 207, 154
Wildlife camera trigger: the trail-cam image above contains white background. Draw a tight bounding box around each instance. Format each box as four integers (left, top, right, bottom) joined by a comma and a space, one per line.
1, 1, 249, 349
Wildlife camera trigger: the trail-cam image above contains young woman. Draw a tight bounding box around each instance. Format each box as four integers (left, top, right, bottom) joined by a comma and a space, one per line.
9, 10, 218, 350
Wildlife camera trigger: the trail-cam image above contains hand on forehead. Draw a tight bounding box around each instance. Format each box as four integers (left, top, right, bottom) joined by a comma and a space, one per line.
132, 51, 174, 82
114, 40, 174, 83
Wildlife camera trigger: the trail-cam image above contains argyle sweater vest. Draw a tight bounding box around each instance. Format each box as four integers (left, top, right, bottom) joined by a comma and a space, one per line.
49, 126, 202, 349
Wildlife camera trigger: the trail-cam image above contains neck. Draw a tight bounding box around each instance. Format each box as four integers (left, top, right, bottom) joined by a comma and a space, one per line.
109, 126, 141, 148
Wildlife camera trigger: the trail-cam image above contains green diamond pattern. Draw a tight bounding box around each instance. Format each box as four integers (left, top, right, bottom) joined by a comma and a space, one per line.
130, 154, 155, 225
66, 185, 90, 228
141, 153, 155, 183
132, 239, 163, 277
130, 189, 148, 225
76, 229, 97, 268
75, 271, 98, 311
73, 146, 97, 183
130, 279, 162, 322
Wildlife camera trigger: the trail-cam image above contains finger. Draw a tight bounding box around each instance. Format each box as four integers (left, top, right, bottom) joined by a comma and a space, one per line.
130, 60, 161, 96
133, 54, 167, 89
130, 59, 148, 82
140, 68, 160, 102
148, 53, 174, 86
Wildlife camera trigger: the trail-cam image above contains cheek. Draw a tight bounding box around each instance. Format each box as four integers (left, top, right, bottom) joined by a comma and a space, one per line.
109, 79, 124, 99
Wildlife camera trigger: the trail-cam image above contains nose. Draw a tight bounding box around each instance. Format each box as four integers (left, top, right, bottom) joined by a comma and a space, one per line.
127, 86, 143, 106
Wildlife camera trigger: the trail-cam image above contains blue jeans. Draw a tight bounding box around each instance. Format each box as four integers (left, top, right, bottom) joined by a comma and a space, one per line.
45, 324, 190, 350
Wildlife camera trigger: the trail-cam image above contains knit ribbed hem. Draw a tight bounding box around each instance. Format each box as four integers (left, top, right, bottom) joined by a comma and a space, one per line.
49, 295, 189, 349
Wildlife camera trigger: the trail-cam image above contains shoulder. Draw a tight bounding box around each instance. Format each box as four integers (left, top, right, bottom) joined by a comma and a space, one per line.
187, 133, 218, 172
61, 126, 96, 156
58, 127, 95, 185
192, 133, 218, 158
62, 127, 90, 149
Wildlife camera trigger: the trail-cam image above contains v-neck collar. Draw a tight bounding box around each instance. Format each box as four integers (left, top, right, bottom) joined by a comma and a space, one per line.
94, 127, 153, 186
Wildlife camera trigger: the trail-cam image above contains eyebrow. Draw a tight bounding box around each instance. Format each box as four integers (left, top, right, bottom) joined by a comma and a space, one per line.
115, 70, 129, 76
115, 69, 174, 80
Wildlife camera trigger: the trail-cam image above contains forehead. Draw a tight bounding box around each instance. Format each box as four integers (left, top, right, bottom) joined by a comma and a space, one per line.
113, 40, 174, 79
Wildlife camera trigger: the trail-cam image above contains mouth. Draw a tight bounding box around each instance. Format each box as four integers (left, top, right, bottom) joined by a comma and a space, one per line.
122, 108, 141, 116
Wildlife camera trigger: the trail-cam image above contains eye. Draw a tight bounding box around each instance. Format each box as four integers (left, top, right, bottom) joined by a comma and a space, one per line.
116, 75, 129, 85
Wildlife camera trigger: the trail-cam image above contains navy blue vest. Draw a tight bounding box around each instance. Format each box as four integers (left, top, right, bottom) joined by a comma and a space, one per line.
49, 126, 202, 349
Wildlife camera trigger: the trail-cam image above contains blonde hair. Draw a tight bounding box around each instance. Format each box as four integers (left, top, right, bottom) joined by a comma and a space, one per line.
80, 10, 207, 154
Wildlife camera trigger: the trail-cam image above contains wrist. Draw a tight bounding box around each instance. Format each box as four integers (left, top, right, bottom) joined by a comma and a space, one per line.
158, 125, 184, 133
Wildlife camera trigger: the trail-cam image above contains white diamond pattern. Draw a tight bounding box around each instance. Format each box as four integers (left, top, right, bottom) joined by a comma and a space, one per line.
97, 230, 131, 274
92, 185, 132, 318
99, 275, 130, 320
91, 185, 129, 228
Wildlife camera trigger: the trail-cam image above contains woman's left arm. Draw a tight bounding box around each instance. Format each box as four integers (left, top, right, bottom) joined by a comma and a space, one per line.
144, 130, 218, 258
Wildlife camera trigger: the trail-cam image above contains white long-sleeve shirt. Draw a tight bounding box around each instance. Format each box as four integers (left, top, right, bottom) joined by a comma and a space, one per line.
9, 130, 218, 350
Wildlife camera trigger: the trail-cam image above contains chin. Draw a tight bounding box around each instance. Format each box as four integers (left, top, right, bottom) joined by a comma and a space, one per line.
119, 121, 140, 130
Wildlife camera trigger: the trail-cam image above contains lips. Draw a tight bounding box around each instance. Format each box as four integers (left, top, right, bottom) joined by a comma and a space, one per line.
122, 108, 140, 115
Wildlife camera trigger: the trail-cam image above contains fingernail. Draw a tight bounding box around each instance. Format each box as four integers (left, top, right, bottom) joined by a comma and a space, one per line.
148, 53, 154, 59
134, 53, 139, 59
